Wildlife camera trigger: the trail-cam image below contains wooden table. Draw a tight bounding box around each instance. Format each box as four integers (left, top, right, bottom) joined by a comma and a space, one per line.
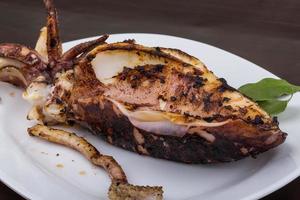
0, 0, 299, 199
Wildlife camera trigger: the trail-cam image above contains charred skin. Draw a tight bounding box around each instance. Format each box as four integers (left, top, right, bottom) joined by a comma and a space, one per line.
67, 59, 287, 164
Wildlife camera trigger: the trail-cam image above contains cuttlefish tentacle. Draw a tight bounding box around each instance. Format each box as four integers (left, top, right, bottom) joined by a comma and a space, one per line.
0, 43, 48, 87
50, 35, 109, 76
28, 125, 163, 200
62, 34, 109, 61
44, 0, 62, 65
28, 124, 128, 183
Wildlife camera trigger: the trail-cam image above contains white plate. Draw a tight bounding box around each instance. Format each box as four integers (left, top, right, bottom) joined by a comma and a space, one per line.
0, 33, 299, 200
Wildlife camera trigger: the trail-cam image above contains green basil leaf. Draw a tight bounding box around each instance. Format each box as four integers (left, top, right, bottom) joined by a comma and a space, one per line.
258, 99, 289, 116
238, 78, 300, 101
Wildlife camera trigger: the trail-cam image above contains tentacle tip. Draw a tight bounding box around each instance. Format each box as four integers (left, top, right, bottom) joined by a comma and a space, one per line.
102, 34, 109, 40
27, 127, 35, 136
108, 182, 163, 200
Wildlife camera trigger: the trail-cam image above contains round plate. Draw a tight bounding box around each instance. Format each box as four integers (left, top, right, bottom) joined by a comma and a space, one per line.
0, 33, 299, 200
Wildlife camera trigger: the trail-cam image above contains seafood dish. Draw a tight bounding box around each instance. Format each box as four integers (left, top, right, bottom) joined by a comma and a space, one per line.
0, 0, 287, 199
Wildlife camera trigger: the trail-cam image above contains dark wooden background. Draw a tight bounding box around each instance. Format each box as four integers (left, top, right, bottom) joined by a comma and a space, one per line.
0, 0, 299, 199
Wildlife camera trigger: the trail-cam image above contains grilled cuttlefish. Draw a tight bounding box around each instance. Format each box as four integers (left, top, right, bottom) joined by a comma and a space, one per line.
0, 0, 286, 164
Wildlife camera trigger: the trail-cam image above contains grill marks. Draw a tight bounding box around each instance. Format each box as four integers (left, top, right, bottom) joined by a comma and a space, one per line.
105, 63, 235, 120
218, 78, 236, 92
116, 64, 166, 88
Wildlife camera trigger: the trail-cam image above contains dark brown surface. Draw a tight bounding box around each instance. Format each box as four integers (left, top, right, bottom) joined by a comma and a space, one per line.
0, 0, 299, 199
